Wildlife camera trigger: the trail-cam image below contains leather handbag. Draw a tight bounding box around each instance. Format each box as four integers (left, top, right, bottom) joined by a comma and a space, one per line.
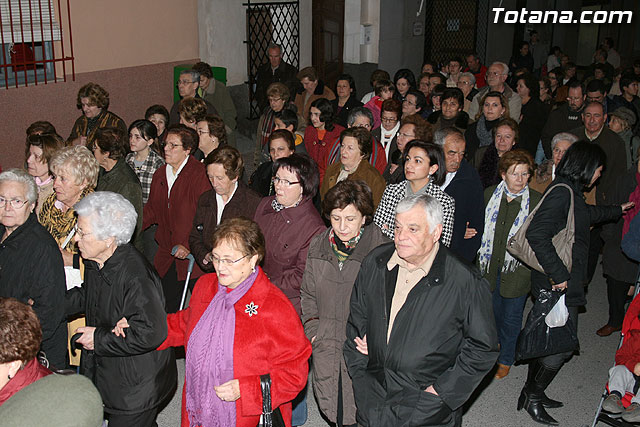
507, 183, 575, 274
257, 374, 285, 427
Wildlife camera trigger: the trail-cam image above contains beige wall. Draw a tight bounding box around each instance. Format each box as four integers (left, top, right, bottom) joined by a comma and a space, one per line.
62, 0, 199, 74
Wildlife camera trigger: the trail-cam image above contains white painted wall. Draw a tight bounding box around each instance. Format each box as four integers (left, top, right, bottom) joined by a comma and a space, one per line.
198, 0, 312, 86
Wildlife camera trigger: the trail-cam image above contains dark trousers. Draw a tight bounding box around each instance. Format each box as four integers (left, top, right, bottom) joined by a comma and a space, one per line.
606, 276, 631, 328
161, 261, 198, 314
106, 407, 158, 427
586, 226, 604, 286
539, 305, 579, 369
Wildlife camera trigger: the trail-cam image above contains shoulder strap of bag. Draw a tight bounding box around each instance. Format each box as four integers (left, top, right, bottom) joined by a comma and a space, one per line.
526, 183, 575, 231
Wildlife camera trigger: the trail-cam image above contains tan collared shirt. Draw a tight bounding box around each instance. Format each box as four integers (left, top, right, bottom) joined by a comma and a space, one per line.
386, 243, 439, 342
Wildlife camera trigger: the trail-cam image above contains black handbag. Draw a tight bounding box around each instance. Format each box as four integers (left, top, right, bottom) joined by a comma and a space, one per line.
257, 374, 286, 427
515, 289, 579, 361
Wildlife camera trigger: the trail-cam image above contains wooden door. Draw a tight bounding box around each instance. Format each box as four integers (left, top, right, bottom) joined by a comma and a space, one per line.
312, 0, 344, 89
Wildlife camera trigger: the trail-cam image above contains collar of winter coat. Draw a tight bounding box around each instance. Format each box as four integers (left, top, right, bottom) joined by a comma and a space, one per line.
0, 212, 39, 246
83, 244, 132, 284
374, 241, 447, 287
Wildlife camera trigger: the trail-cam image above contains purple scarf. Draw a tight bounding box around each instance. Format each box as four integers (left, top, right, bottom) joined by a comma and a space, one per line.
186, 267, 259, 427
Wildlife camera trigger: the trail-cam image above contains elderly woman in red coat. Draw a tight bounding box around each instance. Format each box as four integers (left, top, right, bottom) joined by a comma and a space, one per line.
142, 124, 211, 313
154, 218, 311, 427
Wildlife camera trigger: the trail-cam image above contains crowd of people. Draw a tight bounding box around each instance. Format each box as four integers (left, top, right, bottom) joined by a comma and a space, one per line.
2, 35, 640, 427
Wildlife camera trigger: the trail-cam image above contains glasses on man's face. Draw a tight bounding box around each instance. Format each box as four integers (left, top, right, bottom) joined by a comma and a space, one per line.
381, 117, 398, 124
177, 80, 195, 86
0, 196, 28, 209
397, 132, 415, 139
272, 176, 300, 187
486, 71, 503, 77
73, 225, 92, 239
210, 254, 248, 267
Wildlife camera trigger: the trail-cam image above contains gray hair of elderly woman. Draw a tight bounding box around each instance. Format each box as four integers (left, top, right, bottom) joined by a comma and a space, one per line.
74, 192, 137, 245
0, 169, 38, 204
459, 72, 476, 86
551, 132, 579, 151
49, 145, 100, 188
347, 107, 374, 128
395, 194, 443, 234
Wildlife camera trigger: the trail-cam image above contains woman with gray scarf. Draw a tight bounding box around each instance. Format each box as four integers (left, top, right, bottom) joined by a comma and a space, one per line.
465, 91, 510, 163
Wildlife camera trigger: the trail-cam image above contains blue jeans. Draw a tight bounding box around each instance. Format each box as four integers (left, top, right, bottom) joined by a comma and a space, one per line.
291, 385, 308, 426
535, 140, 546, 164
492, 278, 527, 366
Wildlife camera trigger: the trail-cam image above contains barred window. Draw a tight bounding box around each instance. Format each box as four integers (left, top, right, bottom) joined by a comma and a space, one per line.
0, 0, 74, 89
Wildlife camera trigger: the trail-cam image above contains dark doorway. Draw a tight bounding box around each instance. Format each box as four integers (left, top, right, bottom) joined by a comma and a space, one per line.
312, 0, 344, 89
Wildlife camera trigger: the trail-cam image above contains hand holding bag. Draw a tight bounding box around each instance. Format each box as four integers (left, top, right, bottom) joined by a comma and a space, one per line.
507, 183, 575, 274
257, 374, 285, 427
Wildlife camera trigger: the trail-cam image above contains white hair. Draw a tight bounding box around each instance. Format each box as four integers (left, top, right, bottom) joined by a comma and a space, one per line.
75, 192, 137, 245
396, 194, 443, 234
459, 71, 476, 85
0, 169, 37, 204
492, 61, 510, 76
551, 132, 579, 151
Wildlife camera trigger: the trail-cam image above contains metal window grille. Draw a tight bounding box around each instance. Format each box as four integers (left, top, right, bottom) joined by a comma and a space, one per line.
0, 0, 74, 89
244, 0, 299, 119
424, 0, 487, 67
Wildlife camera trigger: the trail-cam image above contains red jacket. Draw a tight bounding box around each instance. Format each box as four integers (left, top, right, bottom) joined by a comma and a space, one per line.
253, 196, 326, 315
616, 295, 640, 372
303, 124, 345, 183
158, 270, 312, 427
143, 156, 211, 280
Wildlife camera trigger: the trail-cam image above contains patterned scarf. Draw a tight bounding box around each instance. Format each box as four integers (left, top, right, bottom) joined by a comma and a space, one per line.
475, 116, 496, 147
186, 267, 259, 427
259, 109, 276, 148
38, 187, 93, 248
271, 195, 302, 212
478, 180, 530, 274
329, 227, 363, 270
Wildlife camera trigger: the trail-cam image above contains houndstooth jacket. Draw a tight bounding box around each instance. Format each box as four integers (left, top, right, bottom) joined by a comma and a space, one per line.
373, 180, 455, 246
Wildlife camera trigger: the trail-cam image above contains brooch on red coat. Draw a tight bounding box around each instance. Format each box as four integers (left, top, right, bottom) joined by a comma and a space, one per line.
245, 302, 259, 317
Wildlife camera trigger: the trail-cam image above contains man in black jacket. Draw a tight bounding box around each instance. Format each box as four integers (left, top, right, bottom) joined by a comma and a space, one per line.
255, 43, 299, 112
344, 194, 498, 426
435, 127, 484, 262
540, 81, 585, 158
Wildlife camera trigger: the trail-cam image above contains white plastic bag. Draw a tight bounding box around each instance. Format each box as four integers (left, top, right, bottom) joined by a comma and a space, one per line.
545, 294, 569, 328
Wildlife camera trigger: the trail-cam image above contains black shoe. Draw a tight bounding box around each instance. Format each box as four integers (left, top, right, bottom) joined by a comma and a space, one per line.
518, 388, 559, 425
517, 362, 561, 425
541, 393, 563, 408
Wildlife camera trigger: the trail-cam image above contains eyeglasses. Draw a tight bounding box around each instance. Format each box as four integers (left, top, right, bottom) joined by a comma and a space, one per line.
177, 80, 196, 86
210, 254, 248, 266
397, 132, 415, 139
507, 172, 530, 179
0, 196, 28, 209
272, 176, 300, 187
73, 225, 92, 239
486, 71, 505, 77
381, 117, 398, 124
164, 142, 184, 150
197, 129, 210, 136
457, 81, 473, 86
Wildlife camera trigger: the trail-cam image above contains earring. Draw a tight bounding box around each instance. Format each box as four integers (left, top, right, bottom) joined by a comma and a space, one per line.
7, 374, 12, 380
251, 265, 256, 273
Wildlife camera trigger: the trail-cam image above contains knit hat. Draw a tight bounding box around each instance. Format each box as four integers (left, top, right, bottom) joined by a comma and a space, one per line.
0, 374, 103, 427
610, 107, 636, 126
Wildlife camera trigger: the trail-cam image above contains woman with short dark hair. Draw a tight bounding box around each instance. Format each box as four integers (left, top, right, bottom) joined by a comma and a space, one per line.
142, 124, 211, 313
320, 127, 386, 207
478, 149, 541, 380
189, 146, 262, 273
519, 141, 632, 425
374, 140, 455, 244
93, 127, 144, 249
476, 117, 519, 188
125, 119, 164, 205
196, 115, 227, 160
393, 68, 417, 103
304, 98, 345, 183
68, 82, 127, 148
0, 297, 51, 406
249, 129, 296, 197
301, 180, 388, 427
331, 74, 363, 128
426, 87, 470, 131
145, 104, 170, 143
516, 73, 551, 157
25, 132, 64, 215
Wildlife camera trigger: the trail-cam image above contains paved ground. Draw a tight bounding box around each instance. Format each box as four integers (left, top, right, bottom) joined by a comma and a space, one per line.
157, 261, 626, 427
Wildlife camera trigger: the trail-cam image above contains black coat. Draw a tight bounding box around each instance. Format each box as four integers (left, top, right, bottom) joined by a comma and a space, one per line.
331, 95, 363, 129
526, 177, 621, 307
518, 97, 551, 157
65, 244, 177, 414
344, 243, 498, 426
249, 160, 274, 197
444, 159, 485, 262
0, 213, 67, 368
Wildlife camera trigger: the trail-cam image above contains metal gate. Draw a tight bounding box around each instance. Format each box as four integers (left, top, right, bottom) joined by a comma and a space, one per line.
244, 0, 299, 119
423, 0, 490, 67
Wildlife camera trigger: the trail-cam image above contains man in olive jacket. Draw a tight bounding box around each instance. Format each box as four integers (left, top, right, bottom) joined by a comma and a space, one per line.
344, 194, 498, 426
